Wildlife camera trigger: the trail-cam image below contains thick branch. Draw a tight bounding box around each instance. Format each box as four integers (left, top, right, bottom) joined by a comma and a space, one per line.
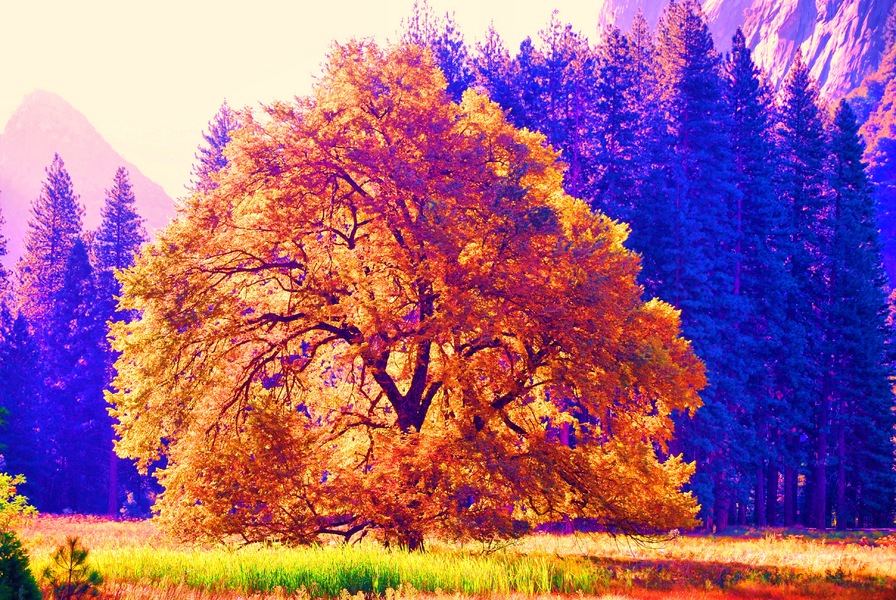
418, 381, 443, 428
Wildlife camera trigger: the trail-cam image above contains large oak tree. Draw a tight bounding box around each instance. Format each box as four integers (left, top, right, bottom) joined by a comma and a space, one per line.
109, 41, 705, 547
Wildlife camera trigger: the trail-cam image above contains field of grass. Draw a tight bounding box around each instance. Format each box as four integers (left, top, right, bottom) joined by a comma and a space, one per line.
15, 516, 896, 599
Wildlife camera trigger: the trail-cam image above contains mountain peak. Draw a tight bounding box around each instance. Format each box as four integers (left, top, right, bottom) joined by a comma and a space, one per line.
5, 90, 92, 136
17, 89, 76, 110
0, 90, 174, 267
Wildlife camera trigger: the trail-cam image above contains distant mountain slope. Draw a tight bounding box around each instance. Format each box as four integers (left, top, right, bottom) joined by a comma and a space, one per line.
595, 0, 894, 99
0, 90, 175, 267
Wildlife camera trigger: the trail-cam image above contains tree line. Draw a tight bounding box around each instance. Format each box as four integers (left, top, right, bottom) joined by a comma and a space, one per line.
407, 0, 895, 528
0, 104, 238, 515
0, 157, 146, 513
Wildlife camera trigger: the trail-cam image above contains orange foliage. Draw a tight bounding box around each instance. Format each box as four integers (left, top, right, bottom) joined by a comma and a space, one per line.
108, 42, 705, 547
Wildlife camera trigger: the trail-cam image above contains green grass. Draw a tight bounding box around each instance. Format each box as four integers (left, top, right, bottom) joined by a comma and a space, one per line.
33, 544, 611, 597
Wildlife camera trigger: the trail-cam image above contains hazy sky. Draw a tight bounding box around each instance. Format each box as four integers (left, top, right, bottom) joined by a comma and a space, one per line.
0, 0, 603, 200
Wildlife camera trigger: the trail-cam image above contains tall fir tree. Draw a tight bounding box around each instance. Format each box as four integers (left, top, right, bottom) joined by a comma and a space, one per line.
0, 200, 15, 470
626, 11, 660, 118
509, 36, 545, 132
624, 10, 672, 288
93, 167, 147, 514
0, 196, 9, 299
0, 194, 9, 448
826, 100, 895, 527
533, 14, 596, 200
471, 25, 521, 123
191, 102, 240, 193
475, 14, 599, 204
43, 239, 107, 513
94, 167, 146, 280
590, 23, 646, 222
723, 28, 794, 526
0, 313, 44, 489
16, 154, 84, 331
11, 154, 85, 510
402, 0, 473, 102
775, 50, 831, 527
644, 0, 745, 528
886, 3, 896, 53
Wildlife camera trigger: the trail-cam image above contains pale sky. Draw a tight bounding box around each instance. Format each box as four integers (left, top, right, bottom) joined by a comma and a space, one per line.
0, 0, 603, 200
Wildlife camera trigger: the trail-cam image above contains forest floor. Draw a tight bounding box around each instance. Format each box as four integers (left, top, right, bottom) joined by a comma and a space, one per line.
16, 516, 896, 599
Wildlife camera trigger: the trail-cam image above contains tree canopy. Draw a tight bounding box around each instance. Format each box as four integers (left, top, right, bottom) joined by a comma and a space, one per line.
109, 41, 705, 547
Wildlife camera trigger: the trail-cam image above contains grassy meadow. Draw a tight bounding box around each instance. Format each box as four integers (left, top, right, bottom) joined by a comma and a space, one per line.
16, 516, 896, 599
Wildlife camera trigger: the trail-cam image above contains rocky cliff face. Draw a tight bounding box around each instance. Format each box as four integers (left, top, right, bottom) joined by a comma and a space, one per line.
595, 0, 894, 98
595, 0, 667, 33
0, 90, 175, 268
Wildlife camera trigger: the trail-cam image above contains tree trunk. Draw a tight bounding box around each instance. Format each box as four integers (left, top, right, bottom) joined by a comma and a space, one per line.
404, 531, 425, 551
836, 418, 846, 530
107, 449, 119, 515
809, 385, 830, 529
766, 463, 778, 526
783, 465, 797, 527
756, 466, 767, 527
715, 497, 730, 531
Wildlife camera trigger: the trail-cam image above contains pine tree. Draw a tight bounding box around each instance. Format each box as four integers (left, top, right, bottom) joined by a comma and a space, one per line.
589, 23, 644, 221
826, 100, 895, 527
430, 13, 473, 102
191, 102, 240, 193
471, 25, 521, 122
0, 198, 12, 467
644, 0, 745, 528
498, 14, 597, 203
94, 168, 146, 280
10, 155, 87, 510
627, 11, 660, 114
43, 240, 107, 513
534, 14, 596, 200
724, 28, 794, 526
0, 313, 46, 506
93, 167, 147, 515
402, 0, 473, 102
885, 3, 896, 53
16, 154, 84, 331
624, 10, 672, 289
510, 37, 545, 132
775, 50, 831, 528
0, 197, 9, 299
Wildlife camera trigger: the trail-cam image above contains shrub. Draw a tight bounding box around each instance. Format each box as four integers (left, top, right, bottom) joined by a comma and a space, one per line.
0, 473, 37, 532
0, 530, 41, 600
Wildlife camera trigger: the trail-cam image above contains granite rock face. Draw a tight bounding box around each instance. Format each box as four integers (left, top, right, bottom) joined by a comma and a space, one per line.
595, 0, 894, 98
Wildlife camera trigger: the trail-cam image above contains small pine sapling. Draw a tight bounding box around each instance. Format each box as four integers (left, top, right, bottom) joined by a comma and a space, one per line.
42, 537, 102, 600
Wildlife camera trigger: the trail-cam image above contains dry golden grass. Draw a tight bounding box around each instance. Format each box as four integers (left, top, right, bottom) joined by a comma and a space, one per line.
19, 514, 167, 555
510, 529, 896, 581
